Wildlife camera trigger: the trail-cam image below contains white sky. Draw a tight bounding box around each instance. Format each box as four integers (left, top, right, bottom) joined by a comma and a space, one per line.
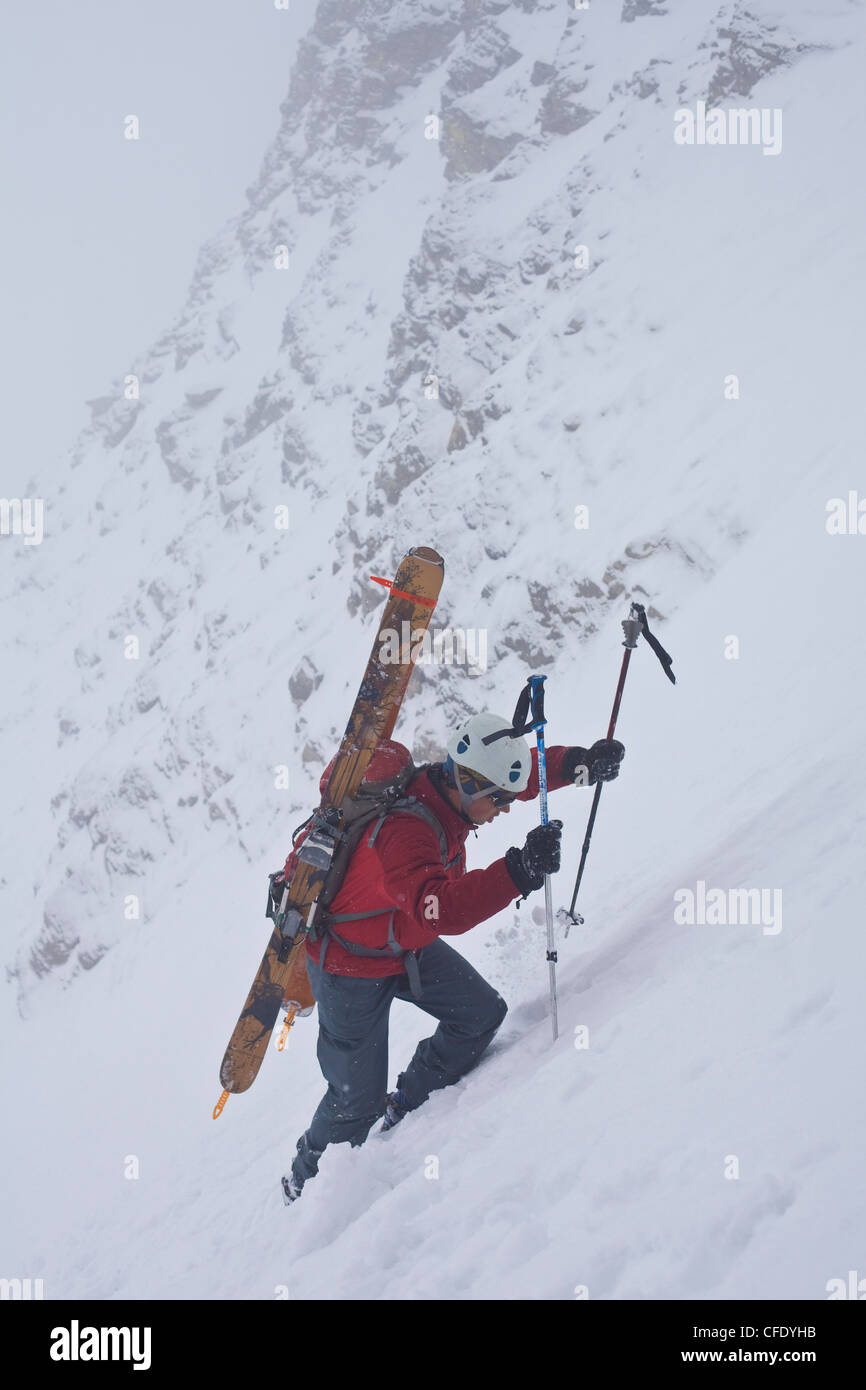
0, 0, 305, 488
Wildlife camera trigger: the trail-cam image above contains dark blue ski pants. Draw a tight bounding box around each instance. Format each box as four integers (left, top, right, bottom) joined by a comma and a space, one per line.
291, 939, 507, 1186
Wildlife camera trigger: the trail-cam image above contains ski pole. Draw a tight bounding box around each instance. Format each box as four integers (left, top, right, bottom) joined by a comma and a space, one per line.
527, 674, 558, 1042
561, 603, 675, 934
483, 675, 563, 1040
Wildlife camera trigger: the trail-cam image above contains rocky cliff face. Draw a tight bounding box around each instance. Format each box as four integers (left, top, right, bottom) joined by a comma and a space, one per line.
1, 0, 848, 1005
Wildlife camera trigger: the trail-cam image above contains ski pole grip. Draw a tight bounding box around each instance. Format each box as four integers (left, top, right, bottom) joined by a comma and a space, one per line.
528, 673, 547, 728
484, 674, 549, 745
621, 615, 642, 649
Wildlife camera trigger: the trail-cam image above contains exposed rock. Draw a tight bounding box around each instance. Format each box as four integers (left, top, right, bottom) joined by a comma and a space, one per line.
531, 60, 556, 87
706, 10, 798, 104
443, 20, 521, 98
185, 386, 224, 409
289, 657, 324, 706
538, 78, 596, 136
447, 418, 468, 452
621, 0, 668, 22
442, 107, 522, 179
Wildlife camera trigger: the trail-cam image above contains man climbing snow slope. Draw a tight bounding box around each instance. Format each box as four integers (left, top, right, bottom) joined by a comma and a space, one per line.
283, 711, 624, 1203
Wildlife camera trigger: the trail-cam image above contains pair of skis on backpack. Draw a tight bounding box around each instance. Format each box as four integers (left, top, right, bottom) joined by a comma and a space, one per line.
214, 546, 445, 1118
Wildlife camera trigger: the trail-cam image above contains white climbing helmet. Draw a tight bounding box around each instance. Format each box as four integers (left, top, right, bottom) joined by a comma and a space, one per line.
446, 712, 532, 795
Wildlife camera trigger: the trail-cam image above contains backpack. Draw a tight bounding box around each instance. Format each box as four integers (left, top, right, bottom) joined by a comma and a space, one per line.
266, 741, 458, 996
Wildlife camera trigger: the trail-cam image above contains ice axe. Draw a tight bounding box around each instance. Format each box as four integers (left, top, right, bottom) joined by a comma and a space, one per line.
559, 602, 676, 935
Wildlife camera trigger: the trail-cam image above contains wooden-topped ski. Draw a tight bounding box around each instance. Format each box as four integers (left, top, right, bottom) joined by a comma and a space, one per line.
214, 546, 444, 1113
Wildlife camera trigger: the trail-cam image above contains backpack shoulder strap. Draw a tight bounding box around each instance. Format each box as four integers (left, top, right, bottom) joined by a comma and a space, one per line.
367, 796, 459, 871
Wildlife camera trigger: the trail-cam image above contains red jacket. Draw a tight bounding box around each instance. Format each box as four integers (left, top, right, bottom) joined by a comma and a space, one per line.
305, 747, 573, 979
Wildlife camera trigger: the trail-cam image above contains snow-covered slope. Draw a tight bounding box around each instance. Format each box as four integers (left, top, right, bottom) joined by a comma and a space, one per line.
2, 0, 864, 1299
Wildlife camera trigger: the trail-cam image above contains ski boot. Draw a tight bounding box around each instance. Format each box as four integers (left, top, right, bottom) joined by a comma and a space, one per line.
380, 1086, 413, 1132
281, 1172, 304, 1205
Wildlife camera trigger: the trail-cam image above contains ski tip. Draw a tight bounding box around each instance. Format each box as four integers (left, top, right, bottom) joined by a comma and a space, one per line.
408, 546, 444, 568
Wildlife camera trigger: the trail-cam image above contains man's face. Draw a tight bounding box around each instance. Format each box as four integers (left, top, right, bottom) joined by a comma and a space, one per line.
466, 794, 512, 825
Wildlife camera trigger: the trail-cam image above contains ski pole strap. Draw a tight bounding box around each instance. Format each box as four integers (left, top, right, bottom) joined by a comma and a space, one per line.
632, 602, 676, 684
482, 674, 547, 744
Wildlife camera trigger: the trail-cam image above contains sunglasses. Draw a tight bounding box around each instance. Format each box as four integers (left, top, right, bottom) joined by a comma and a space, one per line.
488, 789, 517, 807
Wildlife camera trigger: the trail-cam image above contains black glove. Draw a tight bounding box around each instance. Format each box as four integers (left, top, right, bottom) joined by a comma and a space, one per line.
562, 740, 625, 786
505, 820, 562, 897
